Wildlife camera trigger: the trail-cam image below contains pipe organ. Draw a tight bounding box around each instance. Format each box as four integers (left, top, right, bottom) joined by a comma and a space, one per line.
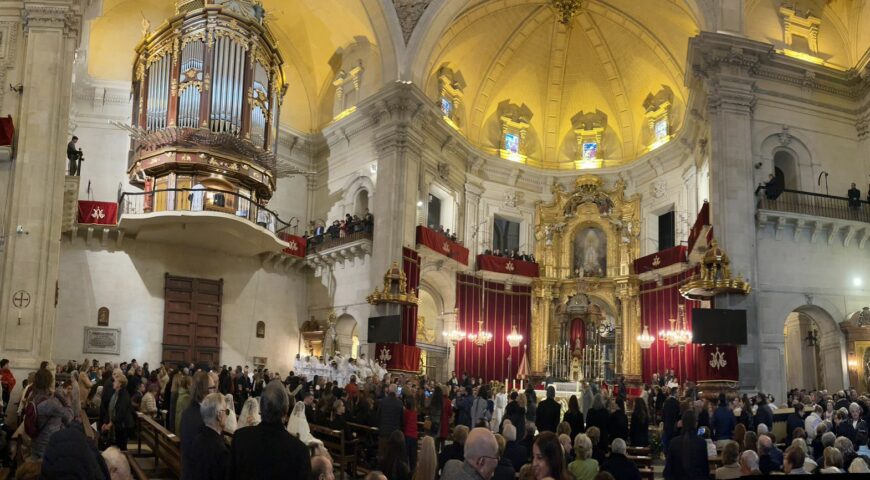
128, 0, 286, 206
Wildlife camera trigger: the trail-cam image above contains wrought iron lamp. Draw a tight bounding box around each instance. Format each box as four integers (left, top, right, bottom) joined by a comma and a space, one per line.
658, 305, 692, 348
636, 325, 655, 349
804, 329, 819, 347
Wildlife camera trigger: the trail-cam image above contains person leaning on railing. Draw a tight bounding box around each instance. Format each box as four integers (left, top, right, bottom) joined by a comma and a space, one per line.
763, 174, 782, 200
849, 183, 862, 210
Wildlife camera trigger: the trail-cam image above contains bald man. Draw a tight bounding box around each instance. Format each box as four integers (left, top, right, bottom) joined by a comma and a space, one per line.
442, 427, 499, 480
311, 455, 335, 480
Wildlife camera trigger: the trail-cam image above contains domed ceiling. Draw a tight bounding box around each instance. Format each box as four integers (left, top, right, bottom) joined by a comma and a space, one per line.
424, 0, 700, 169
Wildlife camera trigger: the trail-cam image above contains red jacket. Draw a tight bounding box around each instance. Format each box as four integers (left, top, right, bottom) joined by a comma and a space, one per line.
403, 408, 418, 439
0, 368, 15, 392
440, 395, 452, 439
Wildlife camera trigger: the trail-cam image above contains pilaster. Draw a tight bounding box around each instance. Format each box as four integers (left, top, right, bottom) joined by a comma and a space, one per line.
0, 0, 83, 368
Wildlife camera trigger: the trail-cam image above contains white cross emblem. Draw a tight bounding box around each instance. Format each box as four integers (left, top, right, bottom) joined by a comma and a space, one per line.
709, 347, 727, 370
505, 261, 515, 272
91, 207, 106, 221
379, 346, 392, 363
287, 241, 298, 251
652, 255, 661, 267
442, 241, 451, 254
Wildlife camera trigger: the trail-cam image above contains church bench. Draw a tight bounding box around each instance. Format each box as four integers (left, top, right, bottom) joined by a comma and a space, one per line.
639, 467, 654, 480
310, 423, 358, 480
626, 446, 651, 457
628, 455, 652, 468
136, 412, 181, 477
347, 422, 379, 474
124, 451, 149, 480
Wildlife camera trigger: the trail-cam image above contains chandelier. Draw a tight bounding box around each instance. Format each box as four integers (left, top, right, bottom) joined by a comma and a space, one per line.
507, 325, 524, 348
467, 319, 493, 347
659, 305, 692, 348
443, 308, 466, 345
636, 325, 655, 349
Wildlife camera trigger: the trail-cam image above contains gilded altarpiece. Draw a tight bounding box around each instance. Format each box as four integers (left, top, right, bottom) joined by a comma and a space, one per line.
532, 175, 642, 382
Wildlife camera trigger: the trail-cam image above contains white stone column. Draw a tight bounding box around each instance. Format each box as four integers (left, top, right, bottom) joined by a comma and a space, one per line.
464, 182, 483, 255
0, 1, 82, 369
704, 61, 760, 390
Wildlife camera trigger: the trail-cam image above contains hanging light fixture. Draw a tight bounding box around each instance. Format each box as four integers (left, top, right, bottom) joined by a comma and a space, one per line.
658, 305, 692, 348
507, 325, 524, 348
636, 325, 655, 349
443, 307, 466, 345
467, 319, 493, 347
804, 329, 819, 347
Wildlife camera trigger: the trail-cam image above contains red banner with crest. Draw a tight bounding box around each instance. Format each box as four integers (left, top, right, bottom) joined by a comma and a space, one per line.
77, 201, 118, 225
477, 255, 540, 277
277, 232, 307, 257
416, 226, 469, 265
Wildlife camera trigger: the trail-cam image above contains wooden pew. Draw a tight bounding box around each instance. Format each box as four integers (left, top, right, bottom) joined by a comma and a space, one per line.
628, 455, 653, 468
136, 412, 182, 477
124, 451, 149, 480
639, 466, 655, 480
347, 422, 379, 475
310, 424, 359, 480
626, 446, 651, 457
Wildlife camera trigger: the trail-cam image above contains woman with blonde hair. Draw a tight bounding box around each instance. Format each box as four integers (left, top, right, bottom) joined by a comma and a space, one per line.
412, 436, 437, 480
237, 397, 261, 429
568, 433, 598, 480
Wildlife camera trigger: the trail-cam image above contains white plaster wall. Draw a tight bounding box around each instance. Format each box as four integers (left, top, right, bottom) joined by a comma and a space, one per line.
56, 240, 307, 374
307, 253, 374, 346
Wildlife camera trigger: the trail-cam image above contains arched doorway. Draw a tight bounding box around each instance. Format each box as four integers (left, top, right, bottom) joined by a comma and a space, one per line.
782, 305, 845, 392
335, 314, 358, 358
773, 150, 797, 190
354, 189, 369, 217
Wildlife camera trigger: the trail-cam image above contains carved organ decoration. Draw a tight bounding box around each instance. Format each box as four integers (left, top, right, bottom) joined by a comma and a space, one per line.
572, 110, 607, 169
437, 66, 465, 130
643, 86, 673, 150
530, 175, 642, 382
128, 0, 287, 210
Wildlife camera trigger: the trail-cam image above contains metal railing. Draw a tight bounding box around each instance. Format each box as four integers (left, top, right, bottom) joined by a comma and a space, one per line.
305, 229, 373, 254
119, 188, 293, 234
756, 186, 870, 223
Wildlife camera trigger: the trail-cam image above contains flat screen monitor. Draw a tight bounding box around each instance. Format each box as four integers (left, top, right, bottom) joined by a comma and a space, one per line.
691, 308, 747, 345
367, 315, 402, 344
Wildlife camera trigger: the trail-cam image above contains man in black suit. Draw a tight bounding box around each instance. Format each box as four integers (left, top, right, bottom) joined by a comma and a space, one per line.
661, 387, 681, 451
849, 183, 862, 209
535, 386, 561, 434
230, 381, 310, 479
180, 372, 212, 480
188, 393, 229, 480
502, 421, 527, 472
663, 410, 709, 480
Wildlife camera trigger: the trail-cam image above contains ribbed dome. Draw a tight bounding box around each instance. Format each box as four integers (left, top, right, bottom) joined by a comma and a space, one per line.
425, 0, 700, 169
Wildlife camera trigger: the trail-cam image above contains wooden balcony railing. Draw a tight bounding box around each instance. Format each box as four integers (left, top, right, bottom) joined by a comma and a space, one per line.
756, 186, 870, 223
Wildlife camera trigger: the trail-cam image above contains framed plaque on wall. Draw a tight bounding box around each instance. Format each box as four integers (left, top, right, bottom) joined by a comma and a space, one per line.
83, 327, 121, 355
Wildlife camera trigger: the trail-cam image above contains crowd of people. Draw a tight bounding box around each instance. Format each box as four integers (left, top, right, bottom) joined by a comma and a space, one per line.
303, 211, 375, 249
10, 356, 870, 480
481, 248, 536, 263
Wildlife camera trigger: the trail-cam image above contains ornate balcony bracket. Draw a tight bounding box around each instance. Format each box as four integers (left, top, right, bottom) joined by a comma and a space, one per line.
757, 209, 870, 249
305, 237, 372, 277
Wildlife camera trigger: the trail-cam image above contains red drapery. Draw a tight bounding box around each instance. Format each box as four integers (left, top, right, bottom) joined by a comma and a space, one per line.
477, 255, 540, 277
570, 318, 586, 350
374, 343, 421, 373
687, 201, 710, 253
640, 267, 703, 383
696, 345, 740, 383
277, 232, 307, 257
77, 201, 118, 225
633, 245, 687, 274
455, 273, 531, 382
402, 247, 420, 345
416, 226, 469, 265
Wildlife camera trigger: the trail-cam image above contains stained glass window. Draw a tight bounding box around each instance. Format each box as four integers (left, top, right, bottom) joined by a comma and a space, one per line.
440, 97, 453, 118
582, 142, 598, 161
654, 118, 668, 141
504, 133, 519, 154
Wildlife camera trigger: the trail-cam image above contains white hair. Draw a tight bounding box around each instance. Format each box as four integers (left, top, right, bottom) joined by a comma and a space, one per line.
740, 450, 760, 470
200, 393, 225, 429
502, 421, 517, 442
757, 423, 768, 435
102, 447, 132, 480
611, 438, 626, 455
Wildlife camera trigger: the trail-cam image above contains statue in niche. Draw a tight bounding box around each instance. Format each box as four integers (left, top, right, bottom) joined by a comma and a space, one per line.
574, 227, 607, 277
323, 313, 338, 357
97, 307, 110, 326
256, 321, 265, 338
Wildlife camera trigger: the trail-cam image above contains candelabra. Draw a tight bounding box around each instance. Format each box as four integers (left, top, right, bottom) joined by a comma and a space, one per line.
467, 319, 493, 347
659, 305, 692, 348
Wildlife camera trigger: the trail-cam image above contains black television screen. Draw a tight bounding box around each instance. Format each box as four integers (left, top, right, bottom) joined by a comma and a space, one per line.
691, 308, 747, 345
368, 315, 402, 343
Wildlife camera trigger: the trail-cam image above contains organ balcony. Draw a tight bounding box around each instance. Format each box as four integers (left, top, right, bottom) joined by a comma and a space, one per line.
113, 0, 305, 257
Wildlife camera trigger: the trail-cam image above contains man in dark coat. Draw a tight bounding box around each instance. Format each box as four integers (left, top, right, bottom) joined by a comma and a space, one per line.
188, 393, 229, 480
502, 421, 528, 472
40, 421, 110, 479
661, 387, 681, 450
376, 383, 404, 459
711, 393, 736, 441
754, 394, 774, 431
181, 372, 211, 480
663, 410, 709, 480
600, 438, 640, 480
535, 386, 561, 433
230, 381, 310, 479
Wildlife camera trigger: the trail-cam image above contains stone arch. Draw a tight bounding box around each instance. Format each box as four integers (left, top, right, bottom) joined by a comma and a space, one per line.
778, 303, 847, 393
336, 313, 359, 357
757, 127, 818, 193
340, 175, 375, 217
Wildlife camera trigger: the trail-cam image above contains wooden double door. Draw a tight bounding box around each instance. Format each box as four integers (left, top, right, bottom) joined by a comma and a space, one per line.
163, 274, 222, 366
